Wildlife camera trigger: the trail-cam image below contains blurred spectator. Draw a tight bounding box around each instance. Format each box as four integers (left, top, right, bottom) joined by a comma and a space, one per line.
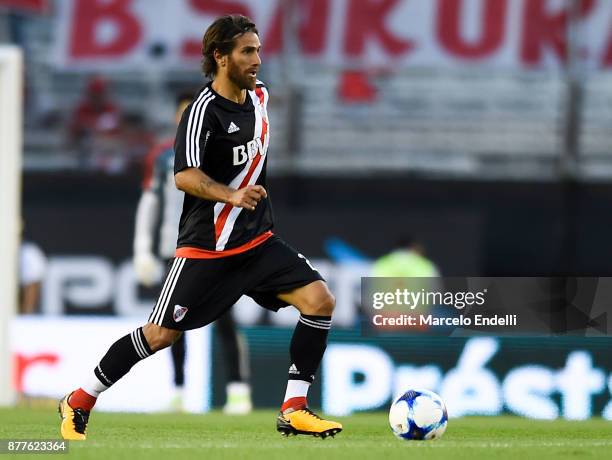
338, 70, 378, 104
372, 236, 440, 277
68, 76, 154, 172
19, 240, 47, 314
371, 236, 441, 326
70, 76, 121, 141
69, 76, 122, 167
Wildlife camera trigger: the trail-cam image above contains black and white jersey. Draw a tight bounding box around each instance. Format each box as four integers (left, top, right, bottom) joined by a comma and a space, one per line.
174, 80, 273, 253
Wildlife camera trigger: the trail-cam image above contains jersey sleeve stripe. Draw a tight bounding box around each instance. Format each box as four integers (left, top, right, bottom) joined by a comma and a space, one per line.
188, 91, 215, 168
185, 88, 209, 167
194, 96, 215, 167
186, 88, 214, 168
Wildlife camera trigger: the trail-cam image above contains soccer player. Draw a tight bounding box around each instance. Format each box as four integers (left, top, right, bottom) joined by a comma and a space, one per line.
59, 14, 342, 440
133, 92, 252, 414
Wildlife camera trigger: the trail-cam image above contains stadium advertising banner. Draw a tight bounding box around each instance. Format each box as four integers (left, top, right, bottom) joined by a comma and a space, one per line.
10, 317, 211, 413
320, 335, 612, 419
53, 0, 612, 70
10, 322, 612, 420
214, 329, 612, 420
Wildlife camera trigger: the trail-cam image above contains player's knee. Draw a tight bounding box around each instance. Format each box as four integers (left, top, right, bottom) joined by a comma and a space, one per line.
310, 292, 335, 317
143, 323, 182, 352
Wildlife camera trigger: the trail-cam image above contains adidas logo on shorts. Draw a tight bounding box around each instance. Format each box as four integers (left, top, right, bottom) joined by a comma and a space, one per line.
288, 364, 300, 375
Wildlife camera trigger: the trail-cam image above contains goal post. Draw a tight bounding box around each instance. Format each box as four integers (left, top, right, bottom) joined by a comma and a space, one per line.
0, 46, 23, 407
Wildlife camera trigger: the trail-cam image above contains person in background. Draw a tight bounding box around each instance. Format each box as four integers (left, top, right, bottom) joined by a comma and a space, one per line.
19, 239, 47, 314
371, 236, 441, 325
69, 76, 124, 169
133, 92, 252, 414
70, 76, 121, 144
372, 236, 440, 278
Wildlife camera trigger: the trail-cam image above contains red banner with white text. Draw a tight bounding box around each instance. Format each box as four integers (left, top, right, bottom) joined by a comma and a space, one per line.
51, 0, 612, 71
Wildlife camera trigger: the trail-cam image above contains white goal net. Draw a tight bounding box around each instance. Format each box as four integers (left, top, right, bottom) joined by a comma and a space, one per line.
0, 46, 23, 407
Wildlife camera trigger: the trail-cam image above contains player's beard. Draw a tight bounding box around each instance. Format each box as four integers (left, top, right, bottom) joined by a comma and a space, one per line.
227, 58, 256, 91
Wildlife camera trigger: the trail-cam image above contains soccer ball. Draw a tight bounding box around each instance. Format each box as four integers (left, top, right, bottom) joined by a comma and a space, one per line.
388, 389, 448, 441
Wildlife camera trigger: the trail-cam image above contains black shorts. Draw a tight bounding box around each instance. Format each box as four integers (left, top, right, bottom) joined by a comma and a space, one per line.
148, 235, 324, 331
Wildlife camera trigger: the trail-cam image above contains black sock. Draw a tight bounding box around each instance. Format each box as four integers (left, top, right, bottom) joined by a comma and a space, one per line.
94, 327, 154, 387
288, 315, 332, 383
171, 333, 186, 387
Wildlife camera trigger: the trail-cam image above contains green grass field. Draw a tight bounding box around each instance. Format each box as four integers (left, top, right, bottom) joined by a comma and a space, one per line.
1, 407, 610, 459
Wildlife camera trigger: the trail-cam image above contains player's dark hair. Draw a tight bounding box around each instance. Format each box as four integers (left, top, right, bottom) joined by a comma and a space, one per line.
201, 15, 258, 79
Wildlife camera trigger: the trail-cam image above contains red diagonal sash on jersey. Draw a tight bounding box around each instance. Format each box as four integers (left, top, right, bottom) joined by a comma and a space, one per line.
214, 88, 268, 242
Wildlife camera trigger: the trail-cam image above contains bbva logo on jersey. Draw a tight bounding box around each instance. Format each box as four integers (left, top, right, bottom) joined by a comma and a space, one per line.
233, 138, 265, 166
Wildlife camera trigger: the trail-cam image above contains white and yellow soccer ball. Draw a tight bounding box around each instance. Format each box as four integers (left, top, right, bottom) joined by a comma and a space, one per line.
388, 389, 448, 441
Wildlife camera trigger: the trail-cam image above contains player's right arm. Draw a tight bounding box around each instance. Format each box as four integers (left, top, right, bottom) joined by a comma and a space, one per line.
175, 168, 266, 211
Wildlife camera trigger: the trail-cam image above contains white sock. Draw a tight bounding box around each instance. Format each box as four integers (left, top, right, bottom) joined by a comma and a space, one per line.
227, 381, 251, 398
173, 386, 185, 399
283, 380, 311, 402
81, 372, 109, 398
